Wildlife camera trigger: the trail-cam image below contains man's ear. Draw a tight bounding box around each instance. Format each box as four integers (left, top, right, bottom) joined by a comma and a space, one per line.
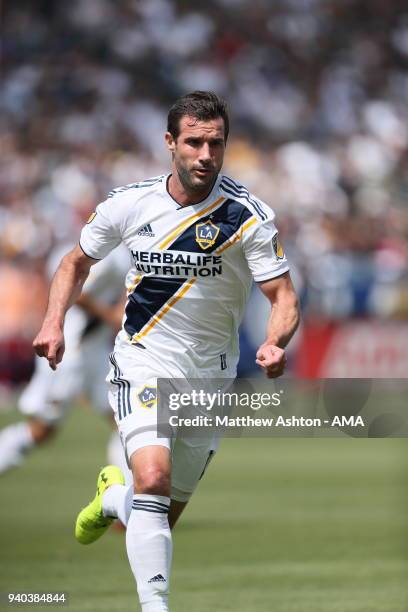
165, 131, 176, 153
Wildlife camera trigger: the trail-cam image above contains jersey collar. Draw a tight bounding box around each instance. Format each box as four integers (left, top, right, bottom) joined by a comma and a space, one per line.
161, 173, 222, 210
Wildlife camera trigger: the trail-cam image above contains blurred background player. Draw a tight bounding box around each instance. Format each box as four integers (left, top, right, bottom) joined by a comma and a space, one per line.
0, 243, 132, 481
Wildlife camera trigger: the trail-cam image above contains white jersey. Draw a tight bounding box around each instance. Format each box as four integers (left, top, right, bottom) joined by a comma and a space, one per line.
80, 174, 289, 373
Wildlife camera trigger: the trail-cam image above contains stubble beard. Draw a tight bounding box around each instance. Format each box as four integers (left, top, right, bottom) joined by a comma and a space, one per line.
176, 161, 217, 195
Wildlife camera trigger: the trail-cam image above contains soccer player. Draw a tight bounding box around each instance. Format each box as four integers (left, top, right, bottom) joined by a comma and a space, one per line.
0, 245, 130, 478
33, 91, 300, 612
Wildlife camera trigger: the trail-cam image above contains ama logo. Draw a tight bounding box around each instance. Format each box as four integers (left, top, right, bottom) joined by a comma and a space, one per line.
138, 385, 157, 409
195, 220, 220, 250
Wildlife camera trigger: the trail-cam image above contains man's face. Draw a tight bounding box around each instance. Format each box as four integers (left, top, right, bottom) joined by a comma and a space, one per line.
165, 115, 226, 194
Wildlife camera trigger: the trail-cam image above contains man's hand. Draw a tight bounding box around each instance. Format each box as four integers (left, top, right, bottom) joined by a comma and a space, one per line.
256, 343, 287, 378
33, 324, 65, 371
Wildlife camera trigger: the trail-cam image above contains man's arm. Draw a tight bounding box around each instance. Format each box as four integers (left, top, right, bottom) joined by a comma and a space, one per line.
255, 271, 300, 378
33, 245, 97, 370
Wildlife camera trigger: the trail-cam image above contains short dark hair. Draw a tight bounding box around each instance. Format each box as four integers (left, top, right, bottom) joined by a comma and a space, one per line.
167, 91, 229, 142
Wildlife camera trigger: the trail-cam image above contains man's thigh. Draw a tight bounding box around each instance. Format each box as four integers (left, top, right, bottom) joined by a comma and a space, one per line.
107, 351, 172, 466
107, 348, 219, 503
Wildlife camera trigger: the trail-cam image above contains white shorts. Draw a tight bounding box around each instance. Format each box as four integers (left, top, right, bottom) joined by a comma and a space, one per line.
19, 331, 112, 424
107, 341, 225, 502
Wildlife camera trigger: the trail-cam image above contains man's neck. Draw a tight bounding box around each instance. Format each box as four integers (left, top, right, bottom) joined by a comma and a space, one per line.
167, 173, 217, 206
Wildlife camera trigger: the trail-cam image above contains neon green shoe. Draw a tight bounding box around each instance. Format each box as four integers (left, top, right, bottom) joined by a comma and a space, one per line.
75, 465, 125, 545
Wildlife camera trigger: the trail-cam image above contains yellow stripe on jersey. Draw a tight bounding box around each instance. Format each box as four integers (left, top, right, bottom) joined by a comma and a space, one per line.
126, 275, 142, 295
159, 197, 225, 250
215, 217, 257, 255
130, 277, 197, 344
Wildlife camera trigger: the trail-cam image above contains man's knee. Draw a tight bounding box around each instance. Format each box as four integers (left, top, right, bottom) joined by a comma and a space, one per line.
130, 445, 171, 496
136, 465, 170, 495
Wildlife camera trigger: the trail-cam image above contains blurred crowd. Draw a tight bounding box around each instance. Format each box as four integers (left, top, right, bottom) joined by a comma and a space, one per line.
1, 0, 407, 382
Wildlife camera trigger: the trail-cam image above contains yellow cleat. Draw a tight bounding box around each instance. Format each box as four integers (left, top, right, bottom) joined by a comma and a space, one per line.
75, 465, 125, 545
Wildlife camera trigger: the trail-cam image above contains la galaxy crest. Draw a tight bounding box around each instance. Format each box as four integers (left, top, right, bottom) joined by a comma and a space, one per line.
195, 220, 220, 250
138, 385, 157, 409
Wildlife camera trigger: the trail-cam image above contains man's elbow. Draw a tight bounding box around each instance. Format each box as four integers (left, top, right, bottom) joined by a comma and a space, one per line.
61, 247, 92, 279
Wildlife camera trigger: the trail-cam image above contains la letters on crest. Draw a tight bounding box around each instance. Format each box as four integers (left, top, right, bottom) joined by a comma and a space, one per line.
195, 220, 220, 250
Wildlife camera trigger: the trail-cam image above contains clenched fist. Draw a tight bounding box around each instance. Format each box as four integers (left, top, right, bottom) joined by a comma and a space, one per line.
33, 324, 65, 371
256, 343, 286, 378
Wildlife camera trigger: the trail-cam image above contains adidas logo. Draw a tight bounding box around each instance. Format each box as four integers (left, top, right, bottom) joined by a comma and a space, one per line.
148, 574, 166, 584
137, 223, 155, 237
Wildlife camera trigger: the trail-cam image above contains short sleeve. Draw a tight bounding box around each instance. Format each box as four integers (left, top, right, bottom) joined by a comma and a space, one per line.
242, 216, 290, 282
79, 198, 122, 260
